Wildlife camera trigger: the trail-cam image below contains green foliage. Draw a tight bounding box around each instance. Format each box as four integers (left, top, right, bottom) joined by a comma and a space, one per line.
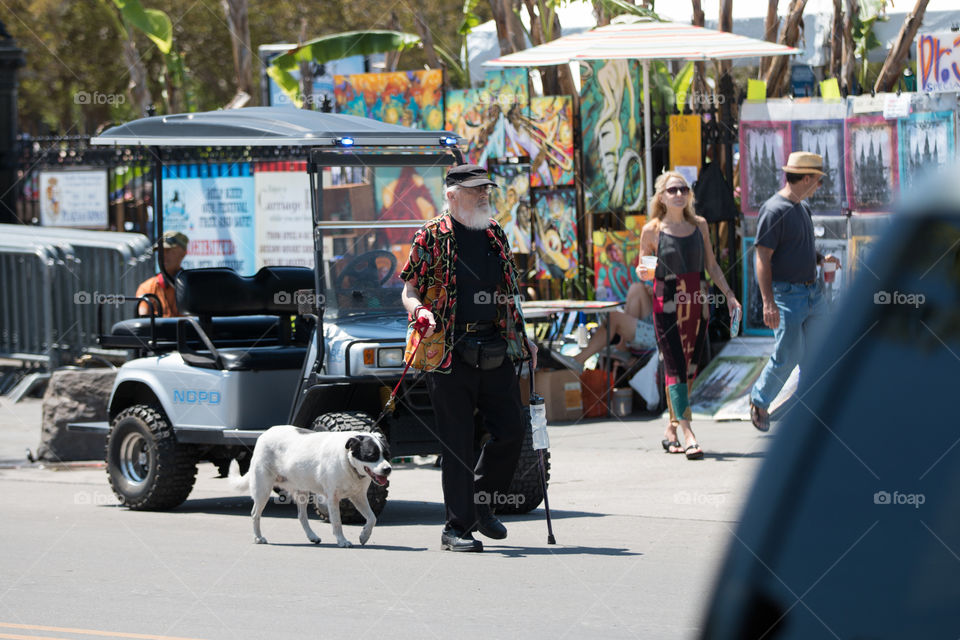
267, 31, 421, 107
592, 0, 664, 22
112, 0, 173, 54
852, 0, 890, 87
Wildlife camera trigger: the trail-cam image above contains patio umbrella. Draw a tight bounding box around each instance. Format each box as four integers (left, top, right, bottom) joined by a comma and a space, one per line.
485, 20, 801, 198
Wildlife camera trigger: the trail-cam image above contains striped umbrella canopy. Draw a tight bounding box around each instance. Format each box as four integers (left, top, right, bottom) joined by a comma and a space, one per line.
486, 20, 801, 67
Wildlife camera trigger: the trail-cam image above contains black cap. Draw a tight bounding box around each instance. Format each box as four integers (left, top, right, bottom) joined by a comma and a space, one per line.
445, 164, 497, 188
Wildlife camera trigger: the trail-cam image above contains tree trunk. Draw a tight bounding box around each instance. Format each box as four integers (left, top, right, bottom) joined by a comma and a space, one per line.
759, 0, 780, 78
121, 29, 152, 116
829, 0, 843, 80
523, 0, 544, 46
221, 0, 255, 105
413, 11, 442, 69
592, 0, 610, 27
764, 0, 808, 96
718, 0, 734, 98
874, 0, 930, 92
690, 0, 709, 112
384, 11, 403, 71
841, 0, 858, 93
489, 0, 527, 55
297, 19, 314, 110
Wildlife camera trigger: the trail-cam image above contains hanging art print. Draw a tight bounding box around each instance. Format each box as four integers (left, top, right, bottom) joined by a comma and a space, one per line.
444, 88, 502, 166
580, 60, 645, 215
741, 236, 773, 336
532, 188, 577, 279
592, 229, 642, 301
791, 120, 846, 214
739, 121, 791, 216
334, 69, 444, 130
525, 96, 575, 187
845, 116, 899, 213
897, 111, 955, 195
490, 163, 532, 254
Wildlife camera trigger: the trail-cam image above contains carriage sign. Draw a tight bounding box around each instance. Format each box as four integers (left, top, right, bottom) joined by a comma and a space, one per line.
918, 31, 960, 93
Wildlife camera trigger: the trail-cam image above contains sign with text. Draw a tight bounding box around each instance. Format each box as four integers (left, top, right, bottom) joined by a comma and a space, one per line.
918, 31, 960, 93
162, 163, 256, 274
39, 170, 108, 228
253, 161, 314, 269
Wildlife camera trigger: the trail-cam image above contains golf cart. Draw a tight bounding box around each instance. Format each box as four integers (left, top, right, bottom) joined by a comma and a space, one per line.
70, 107, 547, 518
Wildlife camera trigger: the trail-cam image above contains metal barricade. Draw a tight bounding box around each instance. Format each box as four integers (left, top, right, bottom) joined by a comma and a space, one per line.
0, 225, 153, 366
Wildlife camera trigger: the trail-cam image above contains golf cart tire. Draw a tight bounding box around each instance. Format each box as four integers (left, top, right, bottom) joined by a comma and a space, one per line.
311, 411, 388, 524
498, 413, 549, 515
106, 405, 198, 511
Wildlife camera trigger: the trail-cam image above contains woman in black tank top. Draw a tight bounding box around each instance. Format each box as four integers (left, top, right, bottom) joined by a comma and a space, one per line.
638, 172, 741, 460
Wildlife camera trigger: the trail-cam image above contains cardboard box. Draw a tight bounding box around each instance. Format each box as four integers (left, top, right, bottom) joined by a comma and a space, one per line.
534, 368, 583, 423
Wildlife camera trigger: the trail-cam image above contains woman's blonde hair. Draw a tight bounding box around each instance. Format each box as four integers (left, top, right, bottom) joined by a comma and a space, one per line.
647, 171, 697, 225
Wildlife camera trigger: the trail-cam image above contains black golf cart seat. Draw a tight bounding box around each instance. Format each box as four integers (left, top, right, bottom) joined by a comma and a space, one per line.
101, 266, 315, 371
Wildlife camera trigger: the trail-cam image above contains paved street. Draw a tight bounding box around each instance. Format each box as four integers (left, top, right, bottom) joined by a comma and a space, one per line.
0, 397, 771, 640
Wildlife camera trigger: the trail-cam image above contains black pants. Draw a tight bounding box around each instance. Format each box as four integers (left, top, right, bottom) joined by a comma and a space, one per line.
426, 351, 525, 534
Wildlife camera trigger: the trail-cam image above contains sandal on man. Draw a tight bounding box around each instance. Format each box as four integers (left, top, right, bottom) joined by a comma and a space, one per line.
661, 439, 684, 454
750, 402, 770, 432
685, 444, 704, 460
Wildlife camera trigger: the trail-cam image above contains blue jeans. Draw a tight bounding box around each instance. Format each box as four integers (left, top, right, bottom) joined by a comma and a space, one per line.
750, 281, 829, 410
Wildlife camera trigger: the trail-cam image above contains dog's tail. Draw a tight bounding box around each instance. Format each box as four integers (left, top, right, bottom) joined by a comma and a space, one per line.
228, 459, 250, 492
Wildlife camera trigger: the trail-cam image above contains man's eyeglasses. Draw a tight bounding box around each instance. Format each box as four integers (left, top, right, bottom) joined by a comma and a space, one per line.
664, 186, 690, 196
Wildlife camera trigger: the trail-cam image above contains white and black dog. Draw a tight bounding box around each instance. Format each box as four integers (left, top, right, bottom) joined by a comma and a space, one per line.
230, 425, 391, 547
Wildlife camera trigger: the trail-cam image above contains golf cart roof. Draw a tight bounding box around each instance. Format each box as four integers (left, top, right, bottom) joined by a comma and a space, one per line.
90, 107, 461, 148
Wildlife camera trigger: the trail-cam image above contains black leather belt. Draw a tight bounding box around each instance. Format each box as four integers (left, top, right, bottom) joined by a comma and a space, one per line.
454, 321, 497, 333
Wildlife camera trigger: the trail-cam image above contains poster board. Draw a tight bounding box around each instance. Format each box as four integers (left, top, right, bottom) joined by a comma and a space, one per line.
253, 161, 312, 269
162, 163, 256, 274
39, 170, 108, 228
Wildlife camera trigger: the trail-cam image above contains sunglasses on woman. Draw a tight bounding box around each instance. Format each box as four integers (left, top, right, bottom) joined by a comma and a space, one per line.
664, 186, 690, 196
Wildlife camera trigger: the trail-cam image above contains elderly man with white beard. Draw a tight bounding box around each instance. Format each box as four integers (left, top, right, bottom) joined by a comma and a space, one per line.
400, 164, 538, 552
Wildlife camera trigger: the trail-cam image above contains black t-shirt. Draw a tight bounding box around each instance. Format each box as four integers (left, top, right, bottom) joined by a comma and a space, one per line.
755, 193, 817, 283
452, 218, 499, 323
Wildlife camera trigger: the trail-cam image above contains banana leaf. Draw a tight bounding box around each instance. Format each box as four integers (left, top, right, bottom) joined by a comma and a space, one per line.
112, 0, 172, 54
267, 31, 421, 108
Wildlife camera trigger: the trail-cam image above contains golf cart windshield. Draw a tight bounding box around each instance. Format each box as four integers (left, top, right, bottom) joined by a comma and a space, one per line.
315, 153, 454, 320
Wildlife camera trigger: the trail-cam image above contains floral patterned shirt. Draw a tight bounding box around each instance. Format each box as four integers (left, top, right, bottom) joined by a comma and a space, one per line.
400, 213, 529, 373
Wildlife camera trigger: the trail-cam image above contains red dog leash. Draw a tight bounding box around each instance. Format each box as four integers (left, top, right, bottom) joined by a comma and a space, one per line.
373, 312, 431, 428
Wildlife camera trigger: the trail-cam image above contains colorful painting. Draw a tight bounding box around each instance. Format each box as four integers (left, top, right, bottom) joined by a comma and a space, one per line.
791, 120, 846, 215
444, 88, 502, 167
580, 60, 645, 214
483, 68, 531, 159
897, 111, 955, 195
490, 163, 532, 254
741, 236, 773, 337
592, 229, 642, 301
739, 120, 791, 216
532, 188, 577, 279
373, 166, 444, 246
690, 355, 768, 417
845, 116, 898, 213
334, 69, 444, 130
525, 96, 575, 187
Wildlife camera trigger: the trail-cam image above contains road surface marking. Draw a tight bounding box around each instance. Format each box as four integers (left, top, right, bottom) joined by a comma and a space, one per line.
0, 624, 206, 640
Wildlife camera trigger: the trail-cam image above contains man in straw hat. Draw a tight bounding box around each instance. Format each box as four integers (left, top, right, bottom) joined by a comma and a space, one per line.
749, 152, 840, 431
135, 231, 189, 317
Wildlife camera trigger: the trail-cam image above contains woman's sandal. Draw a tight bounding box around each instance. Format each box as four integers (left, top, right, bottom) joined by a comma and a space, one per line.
685, 443, 704, 460
661, 439, 684, 454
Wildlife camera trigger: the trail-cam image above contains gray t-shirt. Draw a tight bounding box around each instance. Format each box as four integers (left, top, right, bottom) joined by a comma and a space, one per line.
755, 193, 817, 283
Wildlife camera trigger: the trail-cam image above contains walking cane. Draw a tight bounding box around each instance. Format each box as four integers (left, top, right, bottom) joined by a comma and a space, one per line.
529, 361, 556, 545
